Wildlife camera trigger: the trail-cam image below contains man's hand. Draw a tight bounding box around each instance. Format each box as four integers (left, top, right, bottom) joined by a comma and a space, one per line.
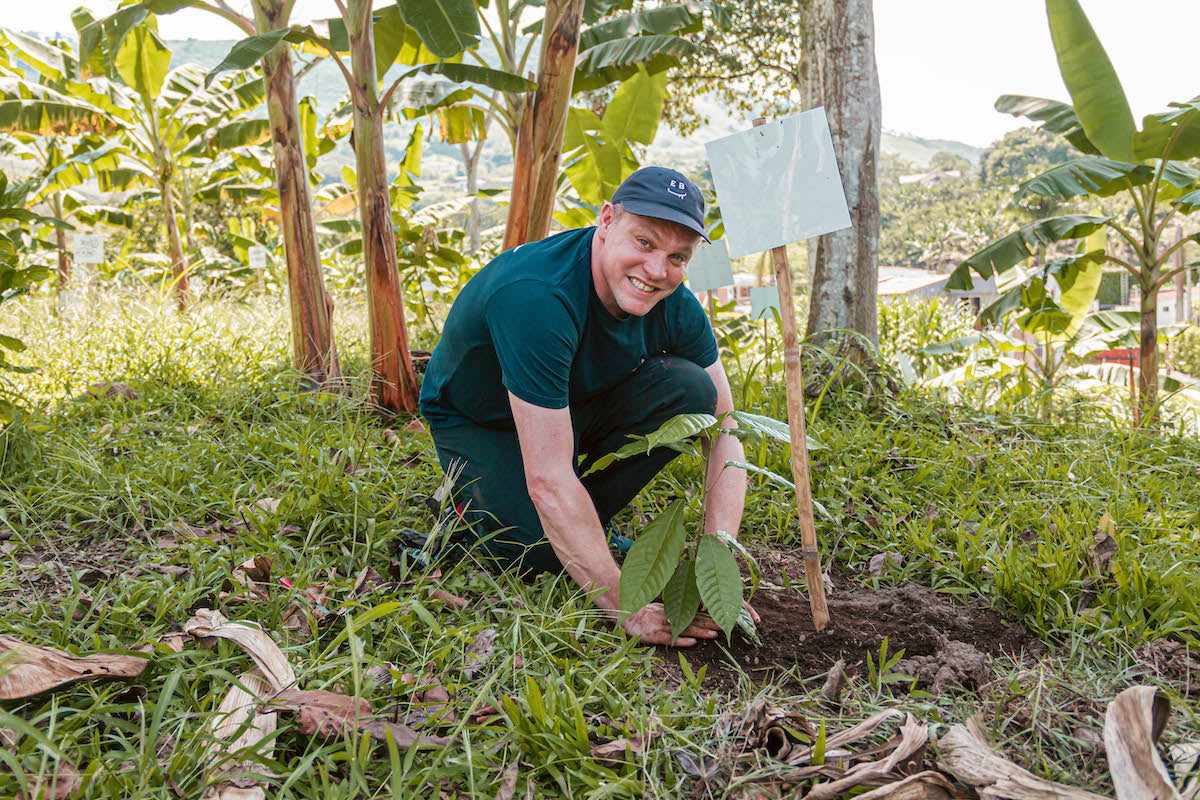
619, 603, 720, 647
620, 600, 761, 647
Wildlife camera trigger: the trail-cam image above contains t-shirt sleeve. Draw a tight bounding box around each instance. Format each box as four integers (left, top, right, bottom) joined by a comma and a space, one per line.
668, 289, 719, 368
485, 280, 580, 409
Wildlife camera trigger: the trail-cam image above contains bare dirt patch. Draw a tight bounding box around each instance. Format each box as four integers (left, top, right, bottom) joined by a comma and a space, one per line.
657, 548, 1044, 694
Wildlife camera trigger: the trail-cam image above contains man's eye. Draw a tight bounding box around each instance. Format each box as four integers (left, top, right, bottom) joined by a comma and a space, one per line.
637, 238, 651, 248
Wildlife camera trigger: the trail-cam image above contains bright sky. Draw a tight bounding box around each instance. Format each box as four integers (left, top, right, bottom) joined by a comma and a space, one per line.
9, 1, 1199, 147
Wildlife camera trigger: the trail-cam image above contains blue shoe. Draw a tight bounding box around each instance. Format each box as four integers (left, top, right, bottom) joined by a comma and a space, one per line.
606, 528, 633, 556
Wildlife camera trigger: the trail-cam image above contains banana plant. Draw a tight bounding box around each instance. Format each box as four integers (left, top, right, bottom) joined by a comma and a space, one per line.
949, 0, 1200, 422
0, 173, 55, 420
0, 33, 130, 294
555, 62, 668, 227
584, 410, 825, 641
472, 0, 722, 245
205, 3, 533, 413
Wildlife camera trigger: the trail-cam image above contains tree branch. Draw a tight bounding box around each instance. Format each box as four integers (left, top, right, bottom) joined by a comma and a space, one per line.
200, 0, 255, 35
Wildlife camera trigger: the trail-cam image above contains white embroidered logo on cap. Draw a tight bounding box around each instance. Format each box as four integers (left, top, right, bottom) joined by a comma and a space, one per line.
666, 178, 687, 199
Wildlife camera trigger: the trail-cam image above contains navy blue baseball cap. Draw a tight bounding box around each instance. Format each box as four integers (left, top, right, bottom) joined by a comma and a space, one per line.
611, 166, 709, 242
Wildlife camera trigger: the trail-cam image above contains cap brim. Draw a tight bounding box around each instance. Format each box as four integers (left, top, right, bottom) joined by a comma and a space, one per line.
617, 199, 710, 243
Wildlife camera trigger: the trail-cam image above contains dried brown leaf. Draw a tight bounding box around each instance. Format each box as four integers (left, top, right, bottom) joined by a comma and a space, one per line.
939, 720, 1108, 799
590, 736, 645, 765
429, 588, 470, 609
1104, 685, 1178, 800
463, 628, 497, 678
15, 759, 82, 799
359, 719, 452, 749
201, 671, 276, 800
183, 609, 295, 691
404, 419, 426, 434
266, 689, 372, 737
869, 552, 904, 577
495, 761, 519, 800
0, 636, 147, 699
821, 659, 847, 706
91, 382, 137, 399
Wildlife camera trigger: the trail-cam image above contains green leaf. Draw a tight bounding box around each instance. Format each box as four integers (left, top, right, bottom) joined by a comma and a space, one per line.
0, 333, 25, 352
435, 104, 485, 144
994, 94, 1100, 155
400, 62, 535, 93
1172, 187, 1200, 215
1013, 157, 1152, 204
602, 64, 666, 146
730, 410, 826, 451
206, 118, 272, 150
0, 78, 119, 136
714, 529, 758, 598
563, 108, 623, 206
573, 35, 697, 93
1046, 0, 1135, 162
115, 24, 172, 102
662, 559, 700, 641
1134, 97, 1200, 161
579, 4, 707, 51
724, 460, 793, 490
694, 534, 741, 640
1, 30, 73, 81
948, 214, 1111, 290
619, 500, 687, 622
205, 29, 290, 85
395, 0, 480, 59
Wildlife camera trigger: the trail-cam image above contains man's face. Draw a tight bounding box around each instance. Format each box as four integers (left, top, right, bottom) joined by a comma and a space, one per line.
591, 203, 700, 319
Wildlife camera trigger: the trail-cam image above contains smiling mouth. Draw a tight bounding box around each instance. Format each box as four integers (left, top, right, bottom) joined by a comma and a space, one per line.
629, 276, 657, 293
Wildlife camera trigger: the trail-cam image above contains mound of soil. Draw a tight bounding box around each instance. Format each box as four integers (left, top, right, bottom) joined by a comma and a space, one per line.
658, 551, 1044, 694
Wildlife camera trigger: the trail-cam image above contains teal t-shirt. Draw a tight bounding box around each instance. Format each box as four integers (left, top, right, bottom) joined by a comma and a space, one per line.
419, 227, 718, 428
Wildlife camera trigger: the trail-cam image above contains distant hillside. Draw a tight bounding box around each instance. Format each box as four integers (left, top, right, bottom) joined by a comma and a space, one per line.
882, 132, 985, 167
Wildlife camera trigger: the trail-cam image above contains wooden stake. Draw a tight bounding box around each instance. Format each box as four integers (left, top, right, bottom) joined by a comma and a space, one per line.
756, 117, 831, 631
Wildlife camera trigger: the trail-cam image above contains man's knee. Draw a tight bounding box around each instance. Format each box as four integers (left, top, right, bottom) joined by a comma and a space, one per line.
648, 355, 717, 415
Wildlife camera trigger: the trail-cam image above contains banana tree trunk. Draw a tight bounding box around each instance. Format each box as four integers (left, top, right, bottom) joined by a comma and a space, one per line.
259, 9, 343, 389
460, 140, 483, 253
1138, 276, 1159, 422
502, 0, 585, 249
348, 0, 419, 413
799, 0, 881, 344
158, 173, 191, 313
52, 192, 71, 292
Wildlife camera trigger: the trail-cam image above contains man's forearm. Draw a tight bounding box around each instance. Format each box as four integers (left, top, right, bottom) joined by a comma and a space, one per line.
704, 426, 747, 537
528, 475, 623, 614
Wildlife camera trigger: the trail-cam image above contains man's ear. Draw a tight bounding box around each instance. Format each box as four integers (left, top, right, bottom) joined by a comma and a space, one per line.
596, 202, 615, 237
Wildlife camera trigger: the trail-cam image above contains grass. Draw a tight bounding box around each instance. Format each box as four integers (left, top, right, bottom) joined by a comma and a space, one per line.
0, 291, 1198, 798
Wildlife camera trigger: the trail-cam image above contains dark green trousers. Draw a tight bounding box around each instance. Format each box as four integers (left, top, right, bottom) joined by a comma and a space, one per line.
430, 355, 717, 575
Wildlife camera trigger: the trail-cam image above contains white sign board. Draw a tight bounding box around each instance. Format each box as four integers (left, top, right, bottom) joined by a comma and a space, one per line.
749, 286, 780, 321
705, 107, 852, 259
686, 238, 735, 293
248, 246, 268, 269
74, 234, 104, 264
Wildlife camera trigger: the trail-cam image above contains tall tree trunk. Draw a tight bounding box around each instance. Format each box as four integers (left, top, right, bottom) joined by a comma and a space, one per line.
503, 0, 585, 249
257, 0, 343, 389
459, 139, 483, 253
800, 0, 881, 344
348, 0, 420, 413
1138, 272, 1159, 422
157, 172, 191, 313
52, 192, 71, 292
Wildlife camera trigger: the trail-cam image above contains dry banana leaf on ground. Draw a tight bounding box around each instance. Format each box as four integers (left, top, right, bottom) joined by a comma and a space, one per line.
184, 609, 296, 691
1104, 685, 1180, 800
939, 716, 1109, 799
201, 670, 277, 800
0, 635, 148, 699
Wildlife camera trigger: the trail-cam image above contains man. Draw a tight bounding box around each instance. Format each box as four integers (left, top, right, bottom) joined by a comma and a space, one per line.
419, 166, 755, 646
